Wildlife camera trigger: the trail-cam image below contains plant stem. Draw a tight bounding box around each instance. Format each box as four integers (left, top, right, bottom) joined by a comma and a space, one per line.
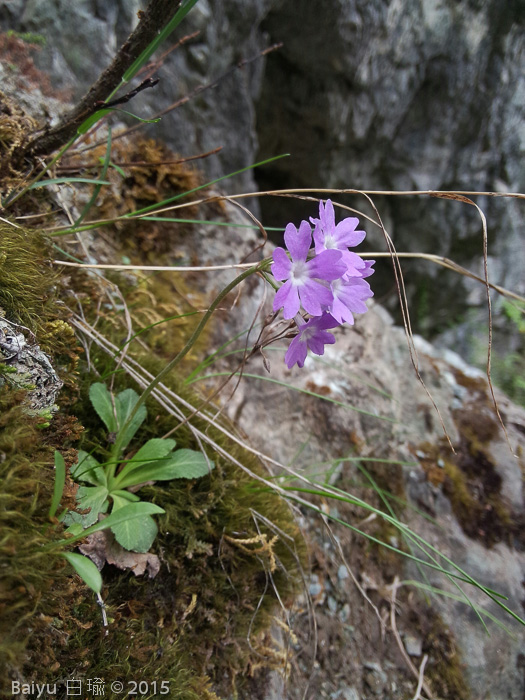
111, 261, 268, 459
12, 0, 182, 162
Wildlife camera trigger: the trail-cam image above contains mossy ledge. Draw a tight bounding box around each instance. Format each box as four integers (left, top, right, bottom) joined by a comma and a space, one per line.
0, 217, 304, 696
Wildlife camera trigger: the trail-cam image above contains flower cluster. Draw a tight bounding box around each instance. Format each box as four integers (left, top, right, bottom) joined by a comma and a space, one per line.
272, 199, 374, 369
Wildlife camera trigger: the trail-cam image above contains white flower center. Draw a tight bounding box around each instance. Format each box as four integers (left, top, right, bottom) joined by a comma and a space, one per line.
290, 260, 309, 285
324, 235, 336, 249
302, 326, 317, 341
331, 278, 342, 297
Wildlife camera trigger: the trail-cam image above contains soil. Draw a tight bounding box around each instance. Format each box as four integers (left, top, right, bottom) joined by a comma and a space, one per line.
263, 484, 470, 700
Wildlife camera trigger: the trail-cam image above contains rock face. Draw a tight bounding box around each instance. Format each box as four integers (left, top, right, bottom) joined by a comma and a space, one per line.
2, 0, 522, 343
222, 300, 525, 699
254, 0, 525, 345
1, 0, 523, 339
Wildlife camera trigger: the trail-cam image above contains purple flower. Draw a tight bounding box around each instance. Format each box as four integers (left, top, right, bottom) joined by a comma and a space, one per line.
272, 220, 346, 319
311, 199, 368, 277
329, 277, 374, 325
285, 313, 341, 369
358, 259, 375, 278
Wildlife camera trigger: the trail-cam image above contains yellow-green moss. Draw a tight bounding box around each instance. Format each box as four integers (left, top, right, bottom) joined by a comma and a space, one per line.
1, 223, 303, 699
0, 105, 303, 696
0, 223, 60, 332
416, 402, 519, 548
408, 603, 471, 700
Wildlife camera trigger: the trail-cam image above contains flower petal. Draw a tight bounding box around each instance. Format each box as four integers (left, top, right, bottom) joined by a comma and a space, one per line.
340, 250, 367, 276
359, 260, 375, 278
335, 218, 366, 247
307, 249, 347, 281
284, 220, 311, 261
299, 279, 333, 316
307, 331, 336, 355
271, 247, 292, 280
273, 279, 300, 319
285, 334, 308, 369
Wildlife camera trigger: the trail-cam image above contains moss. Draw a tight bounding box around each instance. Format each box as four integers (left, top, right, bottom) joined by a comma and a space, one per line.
417, 401, 521, 549
0, 91, 39, 182
408, 603, 471, 700
0, 227, 303, 700
0, 223, 60, 333
0, 388, 72, 673
0, 102, 302, 696
90, 136, 213, 256
1, 366, 303, 697
67, 342, 304, 696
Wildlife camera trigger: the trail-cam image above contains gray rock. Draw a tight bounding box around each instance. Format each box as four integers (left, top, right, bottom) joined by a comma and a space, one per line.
403, 633, 423, 657
0, 317, 63, 414
333, 687, 360, 700
2, 1, 523, 340
337, 564, 350, 581
224, 299, 525, 699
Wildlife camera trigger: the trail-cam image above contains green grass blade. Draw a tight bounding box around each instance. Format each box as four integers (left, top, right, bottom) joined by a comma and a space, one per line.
27, 177, 111, 189
126, 154, 290, 218
77, 109, 113, 134
402, 581, 517, 637
190, 371, 397, 423
109, 108, 160, 124
141, 216, 283, 232
74, 127, 113, 226
122, 0, 201, 84
116, 310, 200, 353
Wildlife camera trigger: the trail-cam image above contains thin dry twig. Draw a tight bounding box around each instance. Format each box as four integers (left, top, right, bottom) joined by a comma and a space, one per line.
76, 42, 283, 152
431, 192, 515, 456
320, 512, 386, 636
15, 0, 181, 160
389, 577, 434, 700
352, 191, 456, 450
411, 654, 429, 700
56, 146, 223, 173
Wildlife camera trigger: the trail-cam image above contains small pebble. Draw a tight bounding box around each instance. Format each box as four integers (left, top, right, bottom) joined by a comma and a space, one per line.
337, 564, 349, 580
309, 582, 323, 597
340, 603, 351, 622
403, 633, 423, 657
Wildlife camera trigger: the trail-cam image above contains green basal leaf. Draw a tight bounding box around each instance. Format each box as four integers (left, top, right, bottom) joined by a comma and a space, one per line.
63, 524, 84, 537
109, 491, 157, 551
62, 552, 102, 594
59, 502, 165, 544
76, 485, 109, 527
111, 514, 158, 553
113, 438, 176, 486
110, 489, 140, 502
110, 493, 134, 510
117, 448, 214, 488
89, 382, 118, 433
49, 450, 66, 519
115, 388, 147, 451
71, 450, 107, 486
